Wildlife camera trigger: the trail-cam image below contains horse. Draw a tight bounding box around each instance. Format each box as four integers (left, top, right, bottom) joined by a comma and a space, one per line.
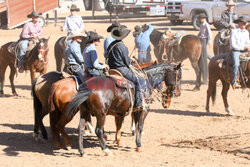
206, 54, 250, 116
150, 29, 202, 90
54, 36, 88, 72
0, 38, 49, 96
47, 63, 182, 156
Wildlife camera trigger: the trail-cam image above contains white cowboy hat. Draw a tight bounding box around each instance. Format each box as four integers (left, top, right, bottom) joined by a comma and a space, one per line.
226, 0, 236, 6
66, 31, 87, 41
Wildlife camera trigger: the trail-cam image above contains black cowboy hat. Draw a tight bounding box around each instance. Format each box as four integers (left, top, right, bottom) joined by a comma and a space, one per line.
198, 13, 207, 19
234, 16, 248, 24
141, 24, 149, 32
70, 4, 80, 12
107, 21, 121, 32
27, 11, 40, 18
111, 25, 131, 40
86, 31, 104, 44
133, 25, 142, 37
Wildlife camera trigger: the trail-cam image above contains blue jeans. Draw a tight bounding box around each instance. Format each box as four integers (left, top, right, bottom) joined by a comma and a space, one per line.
138, 51, 151, 64
86, 68, 103, 77
69, 64, 86, 84
18, 40, 29, 68
231, 51, 241, 84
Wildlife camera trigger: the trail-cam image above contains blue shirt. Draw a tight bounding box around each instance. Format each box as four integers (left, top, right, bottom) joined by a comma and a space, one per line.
104, 35, 115, 57
63, 15, 84, 36
230, 28, 250, 51
134, 24, 154, 52
83, 44, 104, 70
65, 41, 84, 65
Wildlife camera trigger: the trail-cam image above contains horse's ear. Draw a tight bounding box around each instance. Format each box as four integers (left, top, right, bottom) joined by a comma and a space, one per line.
175, 63, 182, 70
47, 36, 50, 41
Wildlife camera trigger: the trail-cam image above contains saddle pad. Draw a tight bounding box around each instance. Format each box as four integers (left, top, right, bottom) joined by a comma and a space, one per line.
107, 75, 134, 89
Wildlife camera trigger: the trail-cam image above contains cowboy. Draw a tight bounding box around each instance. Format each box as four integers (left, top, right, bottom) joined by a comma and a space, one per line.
65, 31, 87, 83
104, 21, 121, 58
133, 24, 154, 64
220, 0, 237, 30
107, 26, 146, 110
61, 4, 84, 36
198, 13, 212, 84
83, 31, 107, 77
18, 11, 42, 73
230, 16, 250, 88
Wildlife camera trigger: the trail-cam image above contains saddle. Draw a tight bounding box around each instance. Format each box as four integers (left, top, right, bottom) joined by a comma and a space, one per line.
218, 29, 231, 46
107, 69, 134, 89
8, 39, 37, 56
61, 72, 81, 90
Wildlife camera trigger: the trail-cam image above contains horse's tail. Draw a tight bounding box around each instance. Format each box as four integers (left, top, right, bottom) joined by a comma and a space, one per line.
66, 84, 92, 118
54, 37, 64, 72
211, 82, 217, 105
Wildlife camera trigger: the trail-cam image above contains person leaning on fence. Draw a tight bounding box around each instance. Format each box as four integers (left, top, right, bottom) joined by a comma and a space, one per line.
18, 11, 42, 73
229, 16, 250, 88
107, 26, 146, 111
83, 31, 107, 77
133, 24, 154, 64
65, 31, 87, 83
61, 4, 84, 36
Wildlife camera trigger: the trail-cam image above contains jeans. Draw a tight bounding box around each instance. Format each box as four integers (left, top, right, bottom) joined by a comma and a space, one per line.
117, 67, 146, 107
86, 68, 103, 77
231, 51, 241, 84
69, 64, 86, 84
18, 40, 29, 68
199, 38, 208, 84
138, 51, 151, 64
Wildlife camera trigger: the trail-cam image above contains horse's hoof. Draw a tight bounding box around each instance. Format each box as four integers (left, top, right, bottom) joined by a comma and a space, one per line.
103, 134, 108, 141
206, 109, 210, 113
225, 107, 234, 116
193, 86, 200, 91
103, 148, 113, 156
66, 146, 72, 151
136, 147, 142, 152
117, 140, 123, 148
33, 133, 39, 142
132, 130, 135, 136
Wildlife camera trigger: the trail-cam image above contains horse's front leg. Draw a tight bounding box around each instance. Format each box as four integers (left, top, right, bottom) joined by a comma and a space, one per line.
0, 63, 8, 96
9, 64, 17, 96
131, 114, 136, 136
79, 117, 86, 156
115, 116, 125, 147
191, 60, 201, 91
206, 79, 216, 113
95, 115, 112, 156
221, 80, 234, 116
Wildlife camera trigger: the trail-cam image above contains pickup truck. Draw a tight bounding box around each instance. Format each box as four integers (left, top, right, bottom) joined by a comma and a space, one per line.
179, 0, 250, 30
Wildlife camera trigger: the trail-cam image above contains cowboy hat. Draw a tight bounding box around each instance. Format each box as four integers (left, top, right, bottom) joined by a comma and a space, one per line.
133, 25, 142, 37
234, 16, 248, 24
226, 0, 236, 6
107, 21, 121, 32
86, 31, 104, 44
198, 13, 208, 19
69, 4, 80, 12
27, 11, 40, 18
66, 31, 87, 41
141, 24, 149, 32
111, 25, 131, 40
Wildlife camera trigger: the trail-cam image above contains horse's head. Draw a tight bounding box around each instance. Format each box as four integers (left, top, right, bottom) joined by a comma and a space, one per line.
37, 37, 49, 62
162, 63, 182, 108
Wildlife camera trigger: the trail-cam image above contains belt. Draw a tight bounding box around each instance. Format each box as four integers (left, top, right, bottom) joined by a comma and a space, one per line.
232, 49, 244, 52
138, 51, 147, 53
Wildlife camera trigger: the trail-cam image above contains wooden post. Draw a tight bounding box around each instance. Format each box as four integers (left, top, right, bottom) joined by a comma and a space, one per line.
54, 9, 57, 27
92, 0, 95, 19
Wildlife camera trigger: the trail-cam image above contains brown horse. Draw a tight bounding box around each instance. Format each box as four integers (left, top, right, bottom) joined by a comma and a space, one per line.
0, 38, 49, 96
206, 54, 250, 116
54, 36, 88, 72
47, 63, 182, 156
151, 30, 202, 90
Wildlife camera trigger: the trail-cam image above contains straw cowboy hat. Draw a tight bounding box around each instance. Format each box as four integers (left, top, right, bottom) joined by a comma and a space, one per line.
107, 21, 121, 32
69, 4, 80, 12
27, 11, 40, 18
86, 31, 104, 44
133, 25, 142, 37
234, 16, 248, 24
66, 31, 87, 41
198, 13, 208, 19
111, 25, 131, 40
226, 0, 236, 6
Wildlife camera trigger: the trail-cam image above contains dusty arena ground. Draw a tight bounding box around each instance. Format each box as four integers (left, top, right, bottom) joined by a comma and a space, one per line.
0, 12, 249, 167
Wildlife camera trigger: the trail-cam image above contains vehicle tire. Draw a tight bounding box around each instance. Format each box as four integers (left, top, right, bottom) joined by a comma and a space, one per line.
38, 16, 46, 27
170, 20, 183, 26
192, 14, 203, 31
213, 22, 223, 30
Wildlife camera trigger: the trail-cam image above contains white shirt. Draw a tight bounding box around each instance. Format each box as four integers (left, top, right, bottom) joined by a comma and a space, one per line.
230, 28, 250, 51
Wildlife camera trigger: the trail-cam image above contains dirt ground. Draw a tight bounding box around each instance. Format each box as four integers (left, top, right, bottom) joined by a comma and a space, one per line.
0, 11, 249, 167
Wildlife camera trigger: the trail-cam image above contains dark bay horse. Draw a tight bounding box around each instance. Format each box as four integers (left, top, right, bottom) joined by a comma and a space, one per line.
47, 63, 181, 156
150, 29, 202, 90
206, 54, 250, 116
54, 36, 87, 72
0, 38, 49, 96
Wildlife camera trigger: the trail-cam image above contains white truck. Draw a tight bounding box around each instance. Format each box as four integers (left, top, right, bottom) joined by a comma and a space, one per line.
179, 0, 250, 30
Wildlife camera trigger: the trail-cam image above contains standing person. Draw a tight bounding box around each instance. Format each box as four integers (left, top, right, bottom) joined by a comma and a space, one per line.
18, 11, 42, 73
83, 31, 106, 77
230, 16, 250, 88
220, 0, 237, 30
133, 24, 154, 64
65, 32, 87, 83
61, 4, 84, 36
198, 13, 212, 84
107, 26, 146, 111
104, 21, 121, 58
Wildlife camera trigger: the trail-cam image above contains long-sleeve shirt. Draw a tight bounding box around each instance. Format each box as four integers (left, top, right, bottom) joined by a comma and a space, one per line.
220, 10, 237, 29
198, 21, 212, 43
107, 40, 130, 69
20, 21, 42, 39
104, 35, 115, 58
134, 24, 154, 52
83, 44, 104, 70
65, 41, 84, 65
230, 28, 250, 51
63, 15, 84, 35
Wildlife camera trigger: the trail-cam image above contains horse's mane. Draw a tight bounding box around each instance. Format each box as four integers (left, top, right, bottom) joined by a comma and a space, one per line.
143, 62, 175, 72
